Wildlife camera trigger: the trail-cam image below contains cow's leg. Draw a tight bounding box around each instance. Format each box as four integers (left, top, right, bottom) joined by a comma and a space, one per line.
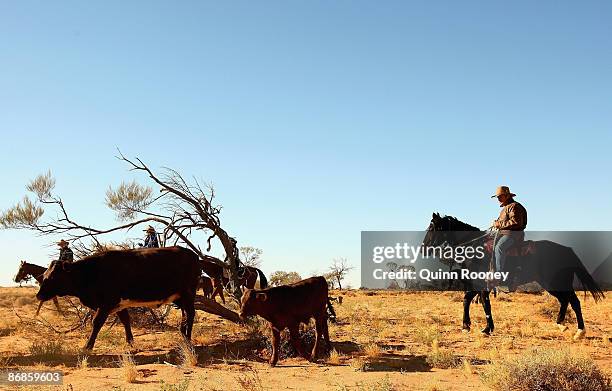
462, 291, 478, 332
480, 291, 494, 335
85, 308, 110, 350
322, 314, 331, 348
568, 291, 586, 339
52, 297, 63, 315
311, 316, 325, 361
117, 309, 134, 345
269, 326, 281, 366
183, 299, 196, 340
288, 323, 309, 360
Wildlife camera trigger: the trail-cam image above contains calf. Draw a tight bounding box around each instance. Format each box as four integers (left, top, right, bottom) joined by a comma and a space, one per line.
239, 276, 331, 366
36, 246, 201, 350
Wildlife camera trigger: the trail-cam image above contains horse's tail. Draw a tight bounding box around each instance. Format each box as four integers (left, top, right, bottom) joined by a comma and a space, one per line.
255, 268, 268, 288
575, 263, 605, 302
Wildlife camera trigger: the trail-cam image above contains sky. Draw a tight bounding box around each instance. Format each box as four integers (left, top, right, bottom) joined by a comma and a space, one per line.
1, 1, 611, 287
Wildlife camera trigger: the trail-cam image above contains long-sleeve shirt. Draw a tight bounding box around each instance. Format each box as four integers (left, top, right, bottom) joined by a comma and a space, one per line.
144, 232, 159, 248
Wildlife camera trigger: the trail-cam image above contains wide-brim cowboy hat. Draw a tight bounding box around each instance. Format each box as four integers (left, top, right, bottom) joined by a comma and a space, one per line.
57, 239, 69, 246
491, 186, 516, 198
143, 225, 156, 233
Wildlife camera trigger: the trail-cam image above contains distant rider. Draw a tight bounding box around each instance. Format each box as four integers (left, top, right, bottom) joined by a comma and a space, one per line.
142, 225, 160, 248
491, 186, 527, 273
57, 239, 74, 262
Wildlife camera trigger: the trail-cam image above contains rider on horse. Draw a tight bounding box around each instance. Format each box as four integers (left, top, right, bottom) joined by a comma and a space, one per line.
491, 186, 527, 275
143, 225, 160, 248
57, 239, 74, 262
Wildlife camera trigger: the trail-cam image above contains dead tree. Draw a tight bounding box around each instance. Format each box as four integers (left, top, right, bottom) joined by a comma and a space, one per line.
1, 152, 246, 306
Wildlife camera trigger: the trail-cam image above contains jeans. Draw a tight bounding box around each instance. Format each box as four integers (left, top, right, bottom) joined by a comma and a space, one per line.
494, 235, 515, 272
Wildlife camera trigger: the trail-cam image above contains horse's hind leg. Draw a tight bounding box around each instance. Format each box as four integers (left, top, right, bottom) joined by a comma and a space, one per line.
480, 291, 494, 335
568, 291, 586, 339
462, 291, 478, 331
549, 291, 569, 331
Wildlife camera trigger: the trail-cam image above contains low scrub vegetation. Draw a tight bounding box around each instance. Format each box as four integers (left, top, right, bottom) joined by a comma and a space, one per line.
481, 348, 611, 391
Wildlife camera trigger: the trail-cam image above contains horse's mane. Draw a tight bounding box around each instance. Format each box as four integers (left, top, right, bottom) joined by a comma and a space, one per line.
442, 215, 481, 231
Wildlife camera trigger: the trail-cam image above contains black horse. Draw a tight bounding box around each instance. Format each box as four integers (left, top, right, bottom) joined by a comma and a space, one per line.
14, 260, 63, 314
423, 213, 604, 340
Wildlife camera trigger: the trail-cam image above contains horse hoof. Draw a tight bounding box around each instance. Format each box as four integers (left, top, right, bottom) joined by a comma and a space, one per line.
573, 329, 586, 341
556, 323, 568, 332
480, 328, 491, 336
462, 327, 470, 333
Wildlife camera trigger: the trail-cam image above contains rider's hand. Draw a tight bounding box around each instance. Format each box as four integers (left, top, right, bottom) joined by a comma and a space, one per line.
491, 220, 499, 229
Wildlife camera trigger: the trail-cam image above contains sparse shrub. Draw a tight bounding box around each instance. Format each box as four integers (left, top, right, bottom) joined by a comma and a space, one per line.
363, 343, 383, 358
426, 349, 459, 369
413, 325, 441, 345
350, 356, 370, 372
158, 379, 190, 391
235, 366, 264, 391
119, 353, 137, 383
481, 348, 611, 391
29, 339, 65, 359
336, 375, 395, 391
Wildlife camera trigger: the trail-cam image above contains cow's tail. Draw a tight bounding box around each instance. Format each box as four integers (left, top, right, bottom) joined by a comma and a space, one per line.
255, 268, 268, 288
327, 297, 337, 323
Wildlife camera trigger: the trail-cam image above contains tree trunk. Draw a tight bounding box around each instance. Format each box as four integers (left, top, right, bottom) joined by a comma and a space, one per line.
336, 276, 342, 290
193, 295, 241, 323
217, 231, 242, 301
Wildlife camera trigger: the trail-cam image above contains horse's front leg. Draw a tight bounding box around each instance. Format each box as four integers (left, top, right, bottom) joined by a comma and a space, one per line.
480, 291, 494, 335
462, 291, 478, 332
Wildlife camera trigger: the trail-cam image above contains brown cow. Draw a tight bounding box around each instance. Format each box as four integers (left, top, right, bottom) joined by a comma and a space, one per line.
239, 276, 331, 366
36, 246, 201, 350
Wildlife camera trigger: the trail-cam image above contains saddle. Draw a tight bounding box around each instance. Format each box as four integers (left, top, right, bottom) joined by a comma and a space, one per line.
484, 237, 536, 257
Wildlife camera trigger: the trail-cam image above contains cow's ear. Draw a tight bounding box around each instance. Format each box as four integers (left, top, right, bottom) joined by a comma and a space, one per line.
256, 293, 268, 302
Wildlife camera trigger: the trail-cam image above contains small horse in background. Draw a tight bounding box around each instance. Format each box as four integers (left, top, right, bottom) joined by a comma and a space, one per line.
14, 260, 63, 315
200, 256, 268, 304
198, 275, 214, 299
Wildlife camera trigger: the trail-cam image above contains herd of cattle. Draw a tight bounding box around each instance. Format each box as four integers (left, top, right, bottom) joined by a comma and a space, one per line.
16, 246, 333, 366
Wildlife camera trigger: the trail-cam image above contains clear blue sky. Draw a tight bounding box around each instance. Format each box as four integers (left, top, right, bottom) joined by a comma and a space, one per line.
1, 1, 611, 287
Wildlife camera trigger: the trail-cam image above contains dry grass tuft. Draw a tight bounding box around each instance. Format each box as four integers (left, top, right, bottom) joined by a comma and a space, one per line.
235, 366, 264, 391
327, 348, 342, 365
481, 348, 611, 391
427, 340, 459, 369
119, 353, 137, 383
176, 337, 198, 367
29, 339, 66, 359
350, 356, 370, 372
413, 325, 440, 346
462, 358, 474, 375
77, 355, 89, 369
363, 343, 383, 358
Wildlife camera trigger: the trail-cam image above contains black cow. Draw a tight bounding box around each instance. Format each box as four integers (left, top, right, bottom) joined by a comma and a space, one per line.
36, 246, 201, 350
239, 276, 332, 366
